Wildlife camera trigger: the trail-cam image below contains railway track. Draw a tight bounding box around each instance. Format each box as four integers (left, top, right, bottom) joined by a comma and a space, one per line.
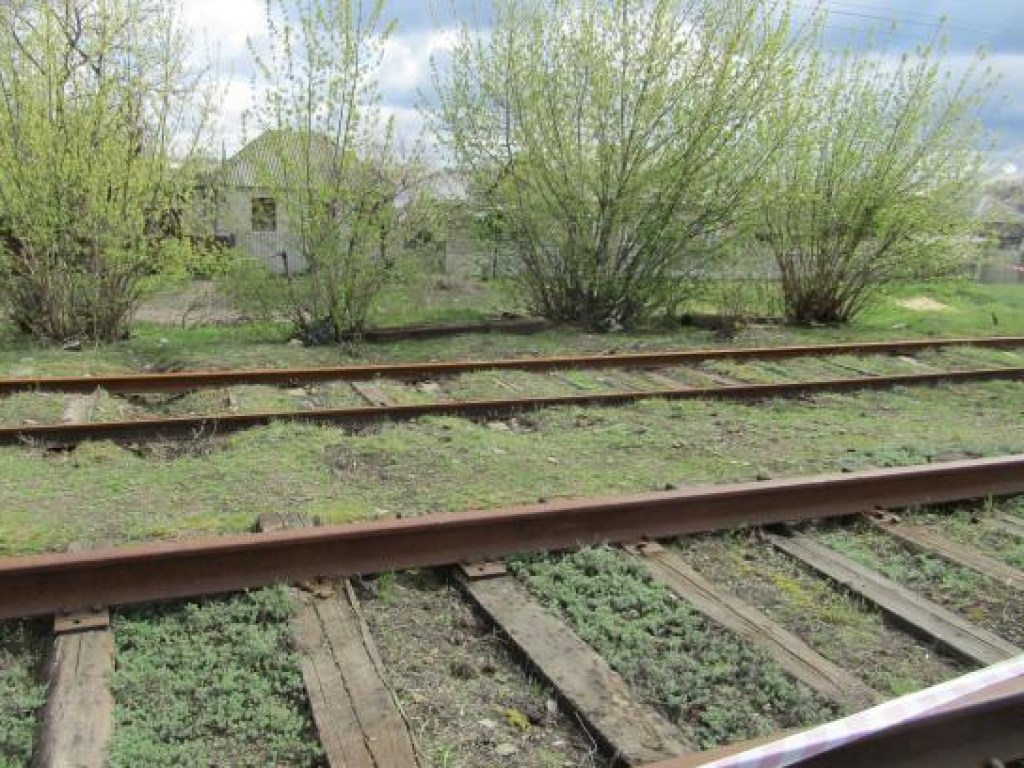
2, 335, 1022, 395
1, 337, 1022, 447
2, 457, 1023, 766
4, 339, 1024, 765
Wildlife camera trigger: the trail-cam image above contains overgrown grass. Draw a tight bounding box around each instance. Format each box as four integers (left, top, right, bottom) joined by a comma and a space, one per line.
0, 621, 47, 768
1, 279, 1021, 379
511, 548, 836, 749
109, 587, 322, 768
1, 379, 1023, 555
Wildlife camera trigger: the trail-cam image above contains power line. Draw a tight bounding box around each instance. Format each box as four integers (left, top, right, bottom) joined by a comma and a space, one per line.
792, 0, 1024, 44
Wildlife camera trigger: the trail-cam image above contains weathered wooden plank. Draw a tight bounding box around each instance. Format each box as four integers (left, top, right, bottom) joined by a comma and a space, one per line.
992, 513, 1024, 539
32, 626, 115, 768
34, 400, 112, 768
765, 532, 1022, 667
350, 381, 395, 408
628, 543, 879, 712
258, 514, 421, 768
295, 586, 422, 768
457, 571, 690, 765
639, 370, 693, 390
61, 393, 98, 424
33, 538, 114, 768
867, 515, 1024, 591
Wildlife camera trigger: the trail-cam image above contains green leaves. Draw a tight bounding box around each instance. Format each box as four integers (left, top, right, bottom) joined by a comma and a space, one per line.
514, 547, 836, 749
0, 1, 216, 341
434, 0, 804, 330
752, 19, 992, 323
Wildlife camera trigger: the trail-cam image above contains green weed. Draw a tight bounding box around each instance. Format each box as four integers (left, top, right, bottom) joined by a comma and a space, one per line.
511, 548, 836, 749
0, 620, 47, 768
109, 587, 323, 768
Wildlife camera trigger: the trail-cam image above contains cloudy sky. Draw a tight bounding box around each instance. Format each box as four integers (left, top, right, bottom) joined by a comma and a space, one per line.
180, 0, 1024, 172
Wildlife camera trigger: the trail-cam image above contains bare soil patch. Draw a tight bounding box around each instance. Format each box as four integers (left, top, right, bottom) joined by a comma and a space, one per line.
897, 296, 953, 312
358, 570, 607, 768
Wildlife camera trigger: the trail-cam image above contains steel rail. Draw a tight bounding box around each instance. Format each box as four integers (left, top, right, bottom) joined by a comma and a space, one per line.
1, 336, 1021, 395
2, 455, 1023, 620
2, 367, 1022, 447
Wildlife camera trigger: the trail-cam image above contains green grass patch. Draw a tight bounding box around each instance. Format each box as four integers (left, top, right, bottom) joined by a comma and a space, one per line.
511, 548, 836, 749
110, 587, 322, 768
2, 380, 1024, 555
0, 620, 47, 768
1, 279, 1021, 381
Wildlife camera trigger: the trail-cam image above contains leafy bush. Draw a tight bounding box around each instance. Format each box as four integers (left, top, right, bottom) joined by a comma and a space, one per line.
434, 0, 804, 330
0, 3, 212, 342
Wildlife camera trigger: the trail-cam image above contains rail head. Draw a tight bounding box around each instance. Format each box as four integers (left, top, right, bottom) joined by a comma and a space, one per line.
2, 454, 1023, 620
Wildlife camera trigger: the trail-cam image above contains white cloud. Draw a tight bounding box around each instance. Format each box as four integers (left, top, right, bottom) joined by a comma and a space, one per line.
378, 29, 459, 97
178, 0, 266, 56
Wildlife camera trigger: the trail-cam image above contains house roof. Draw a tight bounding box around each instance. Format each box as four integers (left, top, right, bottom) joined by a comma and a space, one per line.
218, 130, 344, 188
975, 194, 1024, 225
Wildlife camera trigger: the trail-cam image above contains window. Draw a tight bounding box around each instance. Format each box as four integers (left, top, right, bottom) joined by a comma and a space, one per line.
252, 197, 277, 232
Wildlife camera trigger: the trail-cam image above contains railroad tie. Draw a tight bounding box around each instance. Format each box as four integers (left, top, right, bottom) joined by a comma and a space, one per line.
866, 514, 1024, 592
624, 541, 881, 712
257, 512, 422, 768
765, 531, 1022, 668
33, 393, 113, 768
456, 562, 692, 765
992, 513, 1024, 540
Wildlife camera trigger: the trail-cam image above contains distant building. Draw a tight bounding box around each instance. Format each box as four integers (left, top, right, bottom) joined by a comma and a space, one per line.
975, 193, 1024, 250
197, 131, 344, 274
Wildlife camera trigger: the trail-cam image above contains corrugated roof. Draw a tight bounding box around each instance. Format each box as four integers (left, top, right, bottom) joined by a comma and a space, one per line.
218, 130, 344, 188
975, 194, 1024, 225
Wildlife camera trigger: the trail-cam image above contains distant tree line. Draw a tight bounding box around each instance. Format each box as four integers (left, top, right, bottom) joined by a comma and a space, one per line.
0, 0, 992, 342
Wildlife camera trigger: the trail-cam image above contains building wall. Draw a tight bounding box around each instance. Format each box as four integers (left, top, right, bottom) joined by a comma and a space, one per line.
215, 186, 307, 274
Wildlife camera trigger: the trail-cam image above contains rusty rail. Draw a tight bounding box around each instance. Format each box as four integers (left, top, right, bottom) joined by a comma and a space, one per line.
2, 367, 1022, 447
1, 336, 1021, 395
2, 454, 1023, 620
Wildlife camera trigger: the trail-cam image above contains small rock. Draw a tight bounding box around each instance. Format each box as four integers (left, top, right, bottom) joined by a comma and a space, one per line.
62, 340, 82, 351
418, 381, 441, 394
286, 388, 306, 396
546, 456, 559, 464
288, 338, 304, 347
487, 421, 510, 431
495, 743, 518, 757
545, 698, 558, 716
478, 719, 497, 730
